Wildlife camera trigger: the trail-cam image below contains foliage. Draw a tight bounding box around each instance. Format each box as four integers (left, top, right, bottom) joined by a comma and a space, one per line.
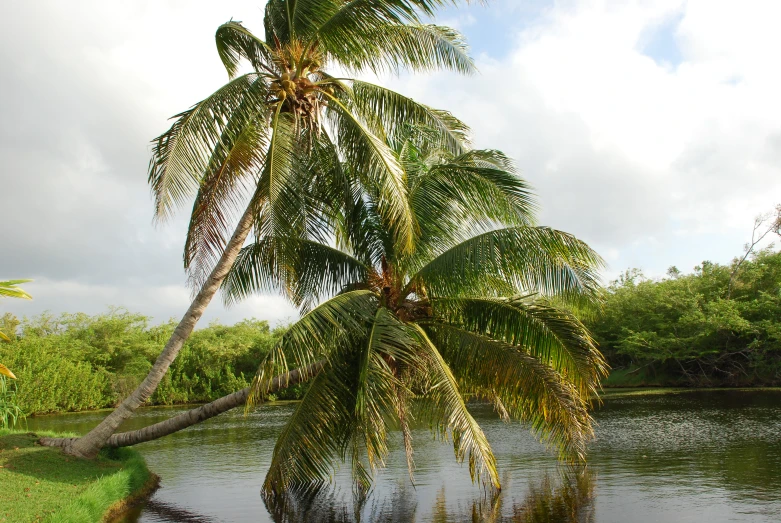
0, 430, 153, 523
229, 126, 607, 495
0, 309, 289, 415
590, 248, 781, 386
0, 376, 24, 429
0, 279, 31, 379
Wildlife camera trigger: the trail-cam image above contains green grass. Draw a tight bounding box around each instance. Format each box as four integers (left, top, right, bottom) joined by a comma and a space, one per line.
0, 430, 155, 523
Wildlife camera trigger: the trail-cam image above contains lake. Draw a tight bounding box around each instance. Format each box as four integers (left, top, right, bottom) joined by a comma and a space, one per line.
26, 389, 781, 522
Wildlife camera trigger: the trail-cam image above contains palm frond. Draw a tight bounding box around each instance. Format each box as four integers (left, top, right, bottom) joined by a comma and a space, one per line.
324, 91, 415, 254
431, 296, 608, 399
263, 354, 359, 496
215, 21, 276, 77
222, 235, 369, 310
427, 324, 594, 461
409, 226, 604, 305
247, 289, 379, 408
183, 122, 269, 288
323, 23, 474, 75
148, 73, 267, 221
0, 280, 32, 300
352, 308, 418, 490
350, 80, 470, 155
410, 324, 500, 489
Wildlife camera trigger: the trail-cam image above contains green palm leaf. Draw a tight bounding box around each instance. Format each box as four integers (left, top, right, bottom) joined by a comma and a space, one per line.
247, 289, 379, 407
183, 122, 270, 287
426, 324, 593, 461
148, 73, 268, 221
431, 296, 608, 399
324, 91, 415, 253
0, 280, 32, 300
410, 226, 604, 304
410, 325, 501, 489
350, 80, 470, 155
215, 21, 276, 78
222, 236, 369, 310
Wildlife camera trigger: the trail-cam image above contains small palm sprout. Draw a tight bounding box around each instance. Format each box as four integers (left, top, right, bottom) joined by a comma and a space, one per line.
224, 127, 608, 497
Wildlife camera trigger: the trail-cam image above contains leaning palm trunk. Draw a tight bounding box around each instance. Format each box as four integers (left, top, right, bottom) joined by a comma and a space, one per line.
41, 361, 323, 450
61, 207, 255, 458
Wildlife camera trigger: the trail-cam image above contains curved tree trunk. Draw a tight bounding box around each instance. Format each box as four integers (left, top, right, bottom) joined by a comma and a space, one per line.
62, 206, 256, 459
40, 361, 323, 450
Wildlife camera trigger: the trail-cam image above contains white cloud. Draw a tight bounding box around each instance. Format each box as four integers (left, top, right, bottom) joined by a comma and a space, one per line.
380, 0, 781, 279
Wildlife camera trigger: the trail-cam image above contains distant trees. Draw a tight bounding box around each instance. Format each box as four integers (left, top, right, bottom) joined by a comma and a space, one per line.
0, 309, 286, 414
590, 247, 781, 386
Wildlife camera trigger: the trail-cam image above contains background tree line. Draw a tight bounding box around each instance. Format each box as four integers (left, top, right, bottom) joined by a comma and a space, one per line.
591, 247, 781, 387
0, 309, 303, 415
3, 246, 780, 419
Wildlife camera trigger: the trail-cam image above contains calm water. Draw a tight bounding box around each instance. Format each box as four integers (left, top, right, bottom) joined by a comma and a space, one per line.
27, 390, 781, 522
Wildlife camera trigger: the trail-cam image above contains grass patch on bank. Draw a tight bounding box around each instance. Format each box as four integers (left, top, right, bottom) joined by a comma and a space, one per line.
0, 429, 155, 522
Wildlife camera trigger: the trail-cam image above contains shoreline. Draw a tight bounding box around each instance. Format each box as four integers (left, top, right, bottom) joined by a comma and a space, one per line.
0, 429, 157, 523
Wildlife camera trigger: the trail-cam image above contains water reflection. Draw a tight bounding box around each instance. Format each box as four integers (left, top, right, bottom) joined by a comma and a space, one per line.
124, 469, 596, 523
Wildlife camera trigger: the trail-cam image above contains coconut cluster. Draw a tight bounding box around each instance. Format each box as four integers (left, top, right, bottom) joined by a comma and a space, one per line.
268, 45, 335, 129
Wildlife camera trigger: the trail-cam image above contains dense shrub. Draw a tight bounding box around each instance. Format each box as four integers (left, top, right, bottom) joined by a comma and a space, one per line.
0, 308, 292, 415
589, 248, 781, 386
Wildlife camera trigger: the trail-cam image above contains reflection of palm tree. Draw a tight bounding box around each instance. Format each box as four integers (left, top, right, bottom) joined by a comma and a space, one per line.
266, 469, 596, 523
231, 127, 607, 495
0, 279, 31, 378
511, 469, 596, 523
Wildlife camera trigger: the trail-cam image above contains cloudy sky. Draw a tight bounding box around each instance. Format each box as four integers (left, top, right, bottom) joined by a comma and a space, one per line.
1, 0, 779, 327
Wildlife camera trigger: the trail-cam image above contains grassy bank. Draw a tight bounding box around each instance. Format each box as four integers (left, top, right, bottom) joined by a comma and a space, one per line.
0, 430, 157, 523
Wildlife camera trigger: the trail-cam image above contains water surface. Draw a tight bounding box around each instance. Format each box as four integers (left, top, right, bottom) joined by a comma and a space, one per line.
27, 390, 781, 522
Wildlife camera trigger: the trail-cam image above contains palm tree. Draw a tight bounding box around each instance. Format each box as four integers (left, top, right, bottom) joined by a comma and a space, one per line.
0, 280, 32, 379
224, 127, 607, 496
61, 0, 477, 458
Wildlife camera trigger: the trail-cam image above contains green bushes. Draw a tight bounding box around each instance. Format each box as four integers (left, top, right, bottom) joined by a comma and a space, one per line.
0, 308, 291, 415
589, 248, 781, 386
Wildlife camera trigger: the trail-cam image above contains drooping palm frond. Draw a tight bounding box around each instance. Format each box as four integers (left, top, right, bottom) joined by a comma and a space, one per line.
410, 324, 501, 489
183, 122, 270, 288
215, 21, 277, 78
324, 91, 415, 253
425, 324, 594, 461
431, 296, 608, 399
351, 308, 418, 491
148, 74, 268, 221
0, 280, 32, 300
247, 289, 379, 407
410, 149, 537, 226
222, 235, 369, 310
262, 355, 358, 496
350, 80, 470, 155
409, 226, 604, 305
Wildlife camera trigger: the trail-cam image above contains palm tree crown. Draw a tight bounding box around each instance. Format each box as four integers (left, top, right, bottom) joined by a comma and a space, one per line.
149, 1, 476, 287
225, 127, 607, 496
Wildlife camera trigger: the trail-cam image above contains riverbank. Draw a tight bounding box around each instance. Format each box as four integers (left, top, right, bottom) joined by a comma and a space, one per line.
0, 429, 157, 523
